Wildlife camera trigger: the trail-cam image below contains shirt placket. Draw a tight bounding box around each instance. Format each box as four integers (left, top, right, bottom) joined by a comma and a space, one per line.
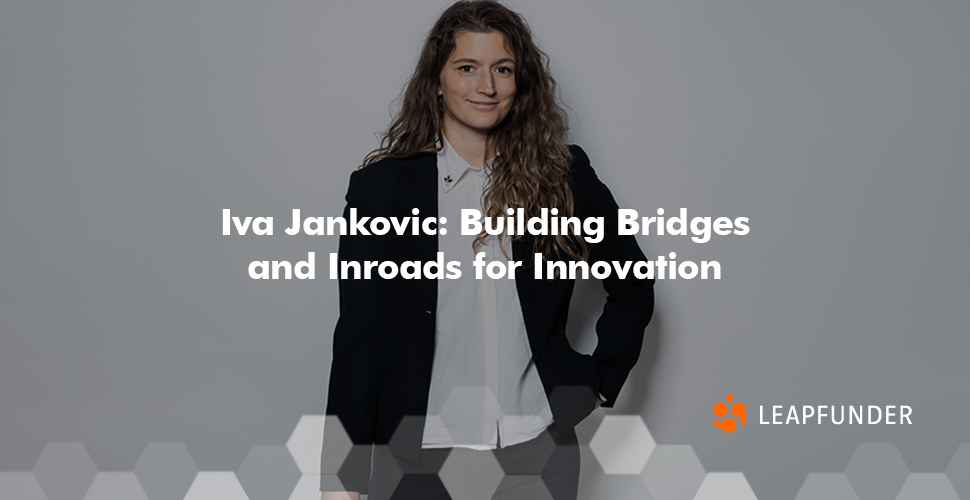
479, 205, 501, 448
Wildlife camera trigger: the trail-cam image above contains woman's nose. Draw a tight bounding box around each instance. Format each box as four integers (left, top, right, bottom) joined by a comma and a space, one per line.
477, 71, 495, 95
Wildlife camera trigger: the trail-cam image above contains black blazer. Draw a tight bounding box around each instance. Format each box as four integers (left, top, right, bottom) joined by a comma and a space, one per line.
321, 145, 654, 493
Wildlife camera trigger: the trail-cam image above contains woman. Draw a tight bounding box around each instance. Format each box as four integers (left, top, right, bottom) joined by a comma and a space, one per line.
321, 2, 654, 499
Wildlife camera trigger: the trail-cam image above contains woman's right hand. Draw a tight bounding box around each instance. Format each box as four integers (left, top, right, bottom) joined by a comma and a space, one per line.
321, 492, 359, 500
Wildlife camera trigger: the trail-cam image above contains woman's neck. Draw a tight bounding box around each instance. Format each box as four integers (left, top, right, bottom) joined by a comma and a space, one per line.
442, 123, 492, 169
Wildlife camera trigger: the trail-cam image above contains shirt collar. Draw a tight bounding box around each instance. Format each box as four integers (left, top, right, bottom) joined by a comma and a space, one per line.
437, 135, 490, 193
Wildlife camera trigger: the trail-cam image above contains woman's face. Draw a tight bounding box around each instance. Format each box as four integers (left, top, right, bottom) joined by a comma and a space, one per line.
438, 31, 516, 141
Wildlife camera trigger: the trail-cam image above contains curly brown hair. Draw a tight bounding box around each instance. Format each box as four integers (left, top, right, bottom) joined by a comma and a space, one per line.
363, 0, 586, 262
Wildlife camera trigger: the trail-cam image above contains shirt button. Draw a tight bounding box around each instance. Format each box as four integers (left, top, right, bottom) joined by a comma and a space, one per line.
522, 289, 535, 300
533, 352, 542, 362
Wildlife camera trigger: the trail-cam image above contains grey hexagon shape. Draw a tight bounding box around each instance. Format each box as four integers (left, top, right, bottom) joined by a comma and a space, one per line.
366, 445, 405, 499
0, 472, 49, 500
319, 415, 355, 493
944, 443, 970, 500
493, 474, 555, 500
375, 416, 452, 498
593, 474, 654, 500
388, 415, 432, 462
32, 442, 98, 500
589, 415, 655, 474
81, 472, 149, 500
641, 444, 705, 500
286, 415, 325, 475
794, 473, 860, 500
692, 473, 757, 500
133, 442, 198, 500
335, 443, 373, 493
320, 415, 353, 473
491, 428, 558, 476
287, 474, 321, 500
386, 471, 451, 499
844, 443, 909, 500
236, 444, 302, 500
574, 410, 606, 445
578, 445, 606, 500
895, 473, 959, 500
183, 472, 248, 500
438, 447, 504, 500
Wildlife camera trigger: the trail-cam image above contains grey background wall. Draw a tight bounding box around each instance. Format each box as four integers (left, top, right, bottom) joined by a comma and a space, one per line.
1, 0, 968, 499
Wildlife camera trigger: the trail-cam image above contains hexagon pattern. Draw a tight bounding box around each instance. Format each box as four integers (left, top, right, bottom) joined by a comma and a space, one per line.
0, 471, 49, 500
237, 444, 302, 500
388, 415, 429, 458
574, 409, 606, 445
641, 445, 705, 500
794, 473, 860, 500
287, 474, 322, 500
133, 442, 198, 500
320, 415, 353, 474
182, 471, 248, 500
81, 472, 149, 500
492, 430, 556, 476
32, 442, 98, 500
8, 416, 969, 500
589, 415, 655, 474
319, 415, 354, 492
945, 443, 970, 500
366, 445, 406, 497
692, 472, 758, 500
493, 474, 555, 500
844, 443, 909, 500
577, 445, 606, 500
286, 415, 325, 475
438, 447, 504, 499
593, 474, 653, 500
894, 473, 959, 500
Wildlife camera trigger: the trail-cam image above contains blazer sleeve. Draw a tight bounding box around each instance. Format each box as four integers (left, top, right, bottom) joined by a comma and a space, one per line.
320, 168, 387, 494
569, 145, 655, 407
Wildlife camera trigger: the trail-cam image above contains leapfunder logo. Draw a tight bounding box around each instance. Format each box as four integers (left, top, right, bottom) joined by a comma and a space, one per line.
712, 394, 913, 433
713, 394, 746, 433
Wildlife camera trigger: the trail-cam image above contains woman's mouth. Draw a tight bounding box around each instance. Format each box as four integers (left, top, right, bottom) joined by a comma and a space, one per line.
469, 101, 499, 110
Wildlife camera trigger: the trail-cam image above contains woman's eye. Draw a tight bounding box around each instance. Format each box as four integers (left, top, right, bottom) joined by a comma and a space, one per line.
496, 67, 512, 74
459, 65, 474, 73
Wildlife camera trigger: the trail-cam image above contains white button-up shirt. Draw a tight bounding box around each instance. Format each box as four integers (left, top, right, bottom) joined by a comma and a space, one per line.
421, 136, 554, 450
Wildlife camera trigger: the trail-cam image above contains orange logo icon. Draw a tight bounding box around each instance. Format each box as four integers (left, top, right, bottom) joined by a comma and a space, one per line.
713, 394, 745, 433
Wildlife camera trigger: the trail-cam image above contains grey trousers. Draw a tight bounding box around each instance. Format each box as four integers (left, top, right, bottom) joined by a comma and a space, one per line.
367, 424, 580, 500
